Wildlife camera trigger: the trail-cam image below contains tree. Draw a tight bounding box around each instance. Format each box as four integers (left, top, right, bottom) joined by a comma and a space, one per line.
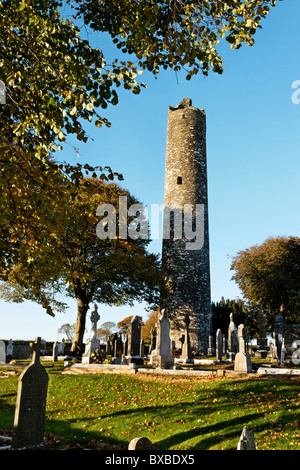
0, 180, 166, 354
230, 236, 300, 323
97, 321, 118, 342
58, 323, 75, 341
211, 297, 257, 339
117, 315, 144, 337
76, 0, 280, 79
0, 0, 144, 271
0, 0, 280, 258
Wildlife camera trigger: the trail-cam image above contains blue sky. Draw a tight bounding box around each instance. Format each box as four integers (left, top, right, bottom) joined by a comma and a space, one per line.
1, 0, 300, 341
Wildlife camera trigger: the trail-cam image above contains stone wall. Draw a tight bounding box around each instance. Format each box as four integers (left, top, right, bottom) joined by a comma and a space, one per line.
1, 339, 72, 359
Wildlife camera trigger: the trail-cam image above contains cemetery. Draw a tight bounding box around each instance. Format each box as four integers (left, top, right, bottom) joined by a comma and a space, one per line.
1, 1, 300, 453
0, 308, 299, 451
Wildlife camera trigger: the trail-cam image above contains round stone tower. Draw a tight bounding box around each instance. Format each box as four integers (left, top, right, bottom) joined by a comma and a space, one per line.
161, 98, 212, 354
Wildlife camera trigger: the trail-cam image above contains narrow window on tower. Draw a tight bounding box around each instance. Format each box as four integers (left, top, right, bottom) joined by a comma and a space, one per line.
177, 176, 182, 185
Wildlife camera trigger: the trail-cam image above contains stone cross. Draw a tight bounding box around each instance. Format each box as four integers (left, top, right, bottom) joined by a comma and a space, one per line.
11, 337, 49, 449
280, 338, 286, 365
181, 314, 192, 361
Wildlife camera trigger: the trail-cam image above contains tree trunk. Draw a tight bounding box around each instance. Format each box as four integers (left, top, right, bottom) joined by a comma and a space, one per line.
70, 295, 89, 356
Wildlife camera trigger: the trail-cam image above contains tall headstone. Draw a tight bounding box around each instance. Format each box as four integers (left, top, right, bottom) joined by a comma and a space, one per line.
52, 342, 58, 362
280, 338, 286, 365
128, 437, 153, 450
234, 324, 252, 373
256, 311, 268, 358
150, 309, 174, 369
149, 327, 156, 354
82, 303, 100, 364
127, 316, 143, 365
11, 337, 49, 450
207, 335, 215, 356
0, 340, 6, 364
181, 314, 192, 361
7, 339, 13, 357
161, 98, 212, 354
216, 329, 223, 362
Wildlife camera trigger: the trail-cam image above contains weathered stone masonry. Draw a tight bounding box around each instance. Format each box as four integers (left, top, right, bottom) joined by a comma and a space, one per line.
161, 98, 212, 354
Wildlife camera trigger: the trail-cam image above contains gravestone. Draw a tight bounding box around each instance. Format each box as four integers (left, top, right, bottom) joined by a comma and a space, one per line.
207, 335, 215, 356
7, 339, 13, 357
181, 314, 192, 361
228, 313, 239, 360
52, 342, 58, 362
128, 437, 153, 450
256, 311, 268, 355
11, 337, 49, 450
140, 339, 145, 358
237, 426, 256, 450
223, 335, 227, 355
150, 309, 174, 369
216, 329, 223, 362
40, 339, 47, 356
149, 327, 156, 354
82, 303, 101, 364
123, 335, 128, 356
127, 316, 143, 364
0, 80, 6, 104
113, 333, 123, 364
0, 340, 6, 364
280, 338, 286, 365
234, 324, 252, 373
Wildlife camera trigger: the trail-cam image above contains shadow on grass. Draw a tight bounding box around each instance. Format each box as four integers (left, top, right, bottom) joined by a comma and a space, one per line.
155, 412, 265, 450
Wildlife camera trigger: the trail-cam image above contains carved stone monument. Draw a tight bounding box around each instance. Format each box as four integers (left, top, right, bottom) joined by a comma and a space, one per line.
234, 324, 252, 373
82, 303, 100, 364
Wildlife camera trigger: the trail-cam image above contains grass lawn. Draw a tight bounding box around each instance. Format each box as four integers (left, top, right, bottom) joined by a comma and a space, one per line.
0, 362, 299, 450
